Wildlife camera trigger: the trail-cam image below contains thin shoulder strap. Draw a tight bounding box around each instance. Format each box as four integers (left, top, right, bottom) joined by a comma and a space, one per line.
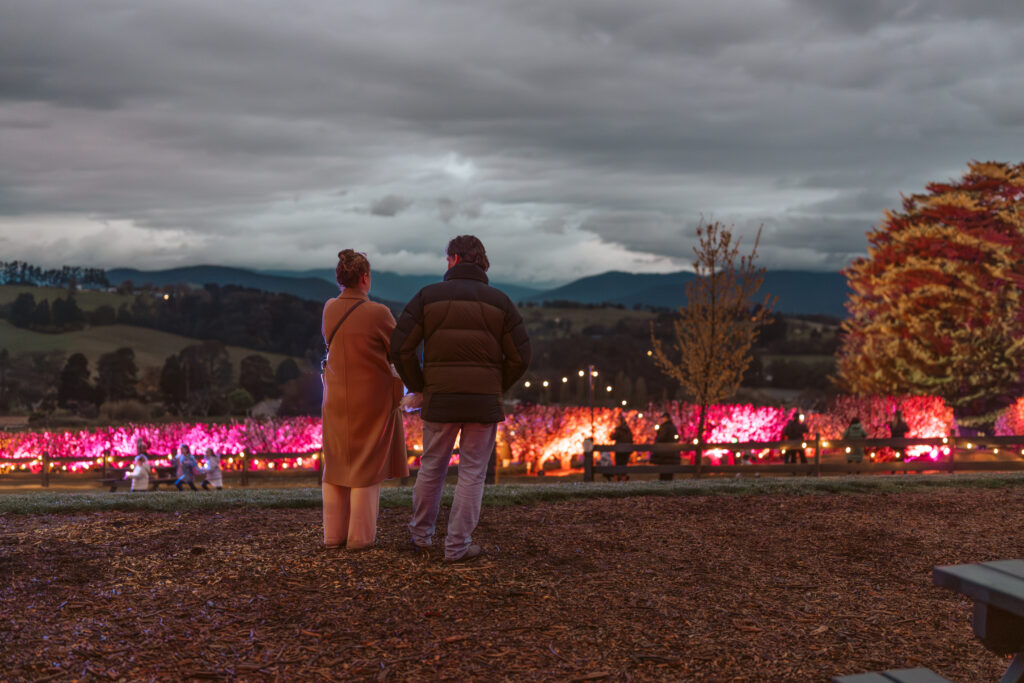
325, 299, 366, 350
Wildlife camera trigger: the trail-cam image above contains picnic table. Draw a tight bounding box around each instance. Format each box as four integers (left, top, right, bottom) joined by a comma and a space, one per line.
933, 559, 1024, 683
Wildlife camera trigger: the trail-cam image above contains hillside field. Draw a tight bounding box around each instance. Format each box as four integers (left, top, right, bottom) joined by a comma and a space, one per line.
519, 304, 653, 338
0, 285, 134, 312
0, 320, 305, 372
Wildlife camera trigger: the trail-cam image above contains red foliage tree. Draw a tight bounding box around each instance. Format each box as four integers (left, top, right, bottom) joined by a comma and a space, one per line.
837, 162, 1024, 430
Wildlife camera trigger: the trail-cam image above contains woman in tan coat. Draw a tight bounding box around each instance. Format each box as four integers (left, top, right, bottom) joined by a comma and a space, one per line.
321, 250, 408, 550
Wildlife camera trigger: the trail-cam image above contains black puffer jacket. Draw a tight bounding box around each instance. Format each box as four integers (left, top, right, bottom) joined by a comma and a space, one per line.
390, 263, 531, 423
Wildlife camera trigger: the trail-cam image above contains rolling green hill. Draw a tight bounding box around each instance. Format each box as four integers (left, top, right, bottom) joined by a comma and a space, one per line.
0, 285, 134, 312
0, 320, 305, 373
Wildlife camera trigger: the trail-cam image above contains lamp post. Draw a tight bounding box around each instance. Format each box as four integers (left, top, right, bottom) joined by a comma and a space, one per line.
587, 364, 595, 437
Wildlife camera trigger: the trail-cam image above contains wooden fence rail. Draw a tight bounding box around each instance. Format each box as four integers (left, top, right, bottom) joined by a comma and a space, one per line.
582, 435, 1024, 482
0, 446, 500, 488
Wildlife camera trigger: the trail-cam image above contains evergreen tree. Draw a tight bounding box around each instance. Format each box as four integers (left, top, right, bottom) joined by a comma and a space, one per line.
0, 348, 9, 407
97, 347, 139, 402
91, 305, 117, 326
9, 293, 35, 328
275, 358, 301, 385
837, 161, 1024, 429
159, 355, 187, 407
58, 353, 96, 407
239, 354, 277, 402
31, 299, 51, 329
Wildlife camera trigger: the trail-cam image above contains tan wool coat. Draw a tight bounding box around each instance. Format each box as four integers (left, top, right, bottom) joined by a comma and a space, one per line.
321, 289, 409, 488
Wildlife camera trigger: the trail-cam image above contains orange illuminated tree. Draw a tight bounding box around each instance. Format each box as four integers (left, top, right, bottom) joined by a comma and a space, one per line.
650, 221, 774, 454
837, 161, 1024, 430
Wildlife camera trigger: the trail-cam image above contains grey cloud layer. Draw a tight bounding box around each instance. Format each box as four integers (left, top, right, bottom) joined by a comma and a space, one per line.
1, 0, 1022, 284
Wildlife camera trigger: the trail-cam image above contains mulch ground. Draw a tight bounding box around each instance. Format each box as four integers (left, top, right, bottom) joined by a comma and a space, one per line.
1, 487, 1022, 682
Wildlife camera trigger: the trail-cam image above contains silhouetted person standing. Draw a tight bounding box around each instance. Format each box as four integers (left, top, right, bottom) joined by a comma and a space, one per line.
609, 417, 634, 482
782, 411, 809, 465
888, 409, 910, 473
653, 412, 679, 481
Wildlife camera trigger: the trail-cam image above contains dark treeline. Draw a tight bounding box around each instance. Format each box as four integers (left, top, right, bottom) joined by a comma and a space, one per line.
0, 283, 325, 361
0, 261, 108, 288
117, 283, 324, 360
3, 292, 88, 333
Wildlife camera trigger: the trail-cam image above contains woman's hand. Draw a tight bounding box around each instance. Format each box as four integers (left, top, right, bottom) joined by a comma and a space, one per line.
400, 393, 423, 411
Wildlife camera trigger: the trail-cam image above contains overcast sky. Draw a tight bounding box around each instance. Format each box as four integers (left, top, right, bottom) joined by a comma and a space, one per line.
2, 1, 1022, 287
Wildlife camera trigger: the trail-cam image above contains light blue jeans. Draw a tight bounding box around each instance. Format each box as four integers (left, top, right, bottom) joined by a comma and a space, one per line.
409, 421, 497, 560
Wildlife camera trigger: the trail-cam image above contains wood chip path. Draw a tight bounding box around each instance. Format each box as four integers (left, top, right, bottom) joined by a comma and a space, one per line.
2, 488, 1022, 681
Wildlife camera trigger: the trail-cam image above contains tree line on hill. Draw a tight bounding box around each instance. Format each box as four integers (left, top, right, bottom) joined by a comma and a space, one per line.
0, 341, 317, 420
0, 282, 324, 360
0, 261, 108, 289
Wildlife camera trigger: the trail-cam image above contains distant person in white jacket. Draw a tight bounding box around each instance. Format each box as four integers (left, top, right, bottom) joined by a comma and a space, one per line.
125, 448, 152, 492
200, 448, 223, 491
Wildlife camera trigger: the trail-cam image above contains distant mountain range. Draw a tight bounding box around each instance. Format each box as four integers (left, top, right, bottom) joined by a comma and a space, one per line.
261, 268, 542, 304
106, 265, 850, 317
536, 270, 850, 317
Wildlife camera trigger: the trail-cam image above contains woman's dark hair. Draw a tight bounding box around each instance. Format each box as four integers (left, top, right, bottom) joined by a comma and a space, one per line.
336, 249, 370, 288
446, 235, 489, 271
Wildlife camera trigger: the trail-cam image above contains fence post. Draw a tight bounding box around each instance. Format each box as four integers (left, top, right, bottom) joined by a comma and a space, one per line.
583, 438, 594, 483
695, 441, 703, 479
949, 432, 956, 475
241, 450, 250, 487
41, 451, 50, 488
814, 434, 821, 478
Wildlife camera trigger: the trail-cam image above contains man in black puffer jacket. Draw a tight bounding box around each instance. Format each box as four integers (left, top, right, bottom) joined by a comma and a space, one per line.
391, 235, 531, 562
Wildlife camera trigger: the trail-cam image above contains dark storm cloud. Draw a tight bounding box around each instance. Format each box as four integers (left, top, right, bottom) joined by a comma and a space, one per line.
370, 195, 414, 217
1, 0, 1022, 284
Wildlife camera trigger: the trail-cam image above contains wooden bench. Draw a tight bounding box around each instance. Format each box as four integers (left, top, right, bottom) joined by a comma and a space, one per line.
833, 668, 950, 682
101, 466, 177, 492
933, 559, 1024, 683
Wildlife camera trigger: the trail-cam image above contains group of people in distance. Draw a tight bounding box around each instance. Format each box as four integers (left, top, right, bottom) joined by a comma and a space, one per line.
602, 408, 913, 477
320, 235, 531, 562
123, 440, 223, 492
